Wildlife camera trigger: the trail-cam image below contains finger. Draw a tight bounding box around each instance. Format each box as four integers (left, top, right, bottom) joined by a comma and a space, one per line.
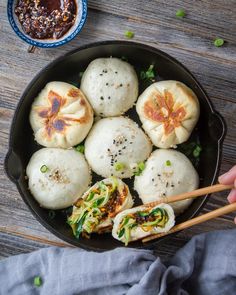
218, 166, 236, 185
234, 216, 236, 224
227, 189, 236, 203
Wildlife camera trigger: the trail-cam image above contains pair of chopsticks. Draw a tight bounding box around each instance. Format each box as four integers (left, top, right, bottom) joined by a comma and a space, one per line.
142, 183, 236, 243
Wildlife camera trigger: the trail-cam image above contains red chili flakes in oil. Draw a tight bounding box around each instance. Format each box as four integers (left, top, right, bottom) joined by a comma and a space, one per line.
15, 0, 77, 40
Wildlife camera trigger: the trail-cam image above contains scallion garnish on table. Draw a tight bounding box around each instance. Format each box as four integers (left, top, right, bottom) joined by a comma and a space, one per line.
124, 31, 135, 39
34, 276, 42, 287
214, 38, 224, 47
176, 9, 186, 18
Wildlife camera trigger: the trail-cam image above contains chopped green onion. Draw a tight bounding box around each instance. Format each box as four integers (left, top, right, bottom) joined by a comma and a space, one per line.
48, 210, 55, 219
118, 228, 125, 238
75, 212, 88, 238
140, 65, 155, 81
124, 31, 135, 39
193, 145, 202, 157
34, 276, 42, 287
115, 162, 125, 171
166, 160, 171, 166
134, 162, 146, 176
75, 144, 85, 153
86, 191, 95, 202
40, 165, 49, 173
214, 38, 224, 47
93, 197, 105, 208
99, 181, 107, 191
137, 211, 149, 217
138, 162, 145, 171
176, 9, 186, 18
79, 72, 84, 78
145, 65, 155, 79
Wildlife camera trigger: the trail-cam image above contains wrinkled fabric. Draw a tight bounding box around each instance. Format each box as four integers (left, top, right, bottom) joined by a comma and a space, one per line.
0, 229, 236, 295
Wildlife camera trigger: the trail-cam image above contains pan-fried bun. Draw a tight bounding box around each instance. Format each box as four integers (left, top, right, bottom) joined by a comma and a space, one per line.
134, 149, 199, 214
30, 81, 93, 148
136, 81, 200, 148
26, 148, 91, 209
85, 117, 152, 178
81, 58, 138, 116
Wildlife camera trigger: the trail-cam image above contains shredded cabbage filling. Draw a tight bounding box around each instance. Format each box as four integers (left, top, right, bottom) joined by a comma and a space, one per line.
117, 207, 169, 246
68, 178, 126, 238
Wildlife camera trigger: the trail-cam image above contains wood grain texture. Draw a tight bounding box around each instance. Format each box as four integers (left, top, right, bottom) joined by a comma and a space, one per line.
0, 0, 235, 259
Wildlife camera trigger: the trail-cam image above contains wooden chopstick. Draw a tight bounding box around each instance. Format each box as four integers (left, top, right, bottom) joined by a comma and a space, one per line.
142, 202, 236, 243
142, 183, 234, 208
142, 183, 235, 243
0, 226, 73, 248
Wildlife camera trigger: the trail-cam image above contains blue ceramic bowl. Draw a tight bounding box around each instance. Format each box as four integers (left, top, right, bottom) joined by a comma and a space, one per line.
7, 0, 87, 48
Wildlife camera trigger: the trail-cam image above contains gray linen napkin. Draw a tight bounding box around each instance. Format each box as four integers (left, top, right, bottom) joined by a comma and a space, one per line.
0, 229, 236, 295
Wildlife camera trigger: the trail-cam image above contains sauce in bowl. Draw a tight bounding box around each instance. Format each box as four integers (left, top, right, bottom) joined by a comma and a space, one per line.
15, 0, 77, 40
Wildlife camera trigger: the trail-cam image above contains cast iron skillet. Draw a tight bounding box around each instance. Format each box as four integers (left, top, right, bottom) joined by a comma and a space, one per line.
5, 41, 226, 251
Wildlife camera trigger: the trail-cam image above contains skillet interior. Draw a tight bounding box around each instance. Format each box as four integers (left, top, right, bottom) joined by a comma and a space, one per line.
5, 41, 226, 250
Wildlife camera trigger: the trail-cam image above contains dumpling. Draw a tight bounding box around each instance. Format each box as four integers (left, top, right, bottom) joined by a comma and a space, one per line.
68, 177, 134, 238
30, 81, 94, 148
80, 58, 138, 117
136, 81, 200, 148
26, 148, 91, 209
134, 149, 199, 215
112, 203, 175, 245
84, 117, 152, 178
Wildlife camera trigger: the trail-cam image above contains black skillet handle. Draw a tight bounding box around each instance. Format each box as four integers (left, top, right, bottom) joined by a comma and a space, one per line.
208, 111, 227, 144
4, 149, 23, 184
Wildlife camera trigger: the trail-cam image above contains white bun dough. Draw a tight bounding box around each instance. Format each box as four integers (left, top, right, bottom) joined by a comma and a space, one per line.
85, 117, 152, 178
81, 58, 138, 116
134, 149, 199, 214
30, 81, 93, 148
112, 203, 175, 243
136, 81, 200, 148
26, 148, 91, 209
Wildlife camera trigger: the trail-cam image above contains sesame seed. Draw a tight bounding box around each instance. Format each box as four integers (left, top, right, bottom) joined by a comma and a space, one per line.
158, 174, 161, 177
106, 83, 109, 86
151, 178, 154, 182
100, 96, 104, 100
115, 71, 118, 74
120, 83, 123, 87
108, 96, 111, 99
100, 74, 103, 76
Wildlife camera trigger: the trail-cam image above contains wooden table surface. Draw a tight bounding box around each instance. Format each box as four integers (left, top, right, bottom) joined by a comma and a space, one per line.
0, 0, 235, 260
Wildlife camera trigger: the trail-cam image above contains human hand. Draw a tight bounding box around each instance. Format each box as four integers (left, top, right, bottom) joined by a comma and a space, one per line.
218, 165, 236, 223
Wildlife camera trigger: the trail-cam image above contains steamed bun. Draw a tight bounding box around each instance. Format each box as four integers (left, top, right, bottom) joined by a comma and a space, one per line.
84, 117, 152, 178
134, 149, 199, 214
30, 81, 94, 148
136, 81, 200, 148
26, 148, 91, 209
81, 58, 138, 116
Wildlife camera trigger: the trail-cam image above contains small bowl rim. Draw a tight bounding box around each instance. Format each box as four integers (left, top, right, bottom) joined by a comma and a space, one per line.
7, 0, 87, 48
